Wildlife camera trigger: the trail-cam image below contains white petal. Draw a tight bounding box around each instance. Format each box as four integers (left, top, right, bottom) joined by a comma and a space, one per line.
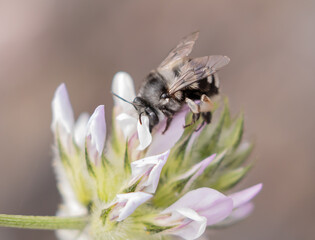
111, 72, 136, 111
74, 113, 90, 149
147, 110, 187, 156
137, 115, 152, 150
115, 192, 152, 221
116, 113, 138, 139
86, 105, 106, 157
167, 208, 207, 240
51, 83, 74, 147
163, 188, 233, 226
229, 183, 263, 208
131, 150, 169, 193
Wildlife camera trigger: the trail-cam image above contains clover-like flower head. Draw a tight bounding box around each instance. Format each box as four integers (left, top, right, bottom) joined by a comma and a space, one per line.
51, 72, 262, 240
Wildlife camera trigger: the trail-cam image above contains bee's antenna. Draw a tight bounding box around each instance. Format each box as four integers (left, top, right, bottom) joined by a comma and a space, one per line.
111, 92, 134, 105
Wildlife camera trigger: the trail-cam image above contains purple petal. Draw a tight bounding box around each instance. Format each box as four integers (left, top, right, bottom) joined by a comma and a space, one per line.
163, 188, 233, 226
51, 83, 74, 139
111, 72, 136, 112
201, 197, 234, 226
115, 192, 152, 221
216, 202, 254, 226
86, 105, 106, 157
229, 183, 263, 208
147, 110, 187, 156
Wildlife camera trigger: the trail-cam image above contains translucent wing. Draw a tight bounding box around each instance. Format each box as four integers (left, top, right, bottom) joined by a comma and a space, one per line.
168, 55, 230, 95
158, 31, 199, 70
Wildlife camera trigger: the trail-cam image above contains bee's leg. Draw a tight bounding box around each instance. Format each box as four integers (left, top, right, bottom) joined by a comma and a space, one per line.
183, 113, 200, 128
185, 95, 214, 129
197, 95, 214, 130
199, 94, 214, 113
195, 112, 212, 131
184, 98, 201, 128
201, 112, 212, 124
162, 117, 173, 134
161, 109, 174, 134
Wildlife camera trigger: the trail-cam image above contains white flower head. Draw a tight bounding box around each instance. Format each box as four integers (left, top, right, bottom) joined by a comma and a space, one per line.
45, 64, 262, 240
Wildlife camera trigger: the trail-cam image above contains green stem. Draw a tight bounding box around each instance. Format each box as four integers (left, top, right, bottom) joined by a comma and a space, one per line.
0, 214, 88, 230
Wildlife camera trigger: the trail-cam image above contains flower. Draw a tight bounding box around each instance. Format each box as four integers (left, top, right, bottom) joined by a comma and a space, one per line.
48, 71, 262, 240
108, 192, 153, 221
156, 188, 233, 240
130, 150, 169, 193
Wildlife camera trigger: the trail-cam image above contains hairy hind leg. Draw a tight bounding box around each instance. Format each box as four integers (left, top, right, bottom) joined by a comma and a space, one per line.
183, 112, 200, 128
185, 95, 214, 129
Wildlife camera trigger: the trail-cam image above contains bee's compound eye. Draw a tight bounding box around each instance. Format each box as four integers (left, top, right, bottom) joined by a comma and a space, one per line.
133, 97, 141, 104
160, 93, 168, 99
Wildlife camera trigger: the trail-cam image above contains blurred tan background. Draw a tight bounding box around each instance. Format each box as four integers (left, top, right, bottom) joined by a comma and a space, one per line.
0, 0, 314, 239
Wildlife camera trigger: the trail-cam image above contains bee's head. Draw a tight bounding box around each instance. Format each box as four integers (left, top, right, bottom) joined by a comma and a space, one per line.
133, 97, 159, 131
112, 92, 159, 132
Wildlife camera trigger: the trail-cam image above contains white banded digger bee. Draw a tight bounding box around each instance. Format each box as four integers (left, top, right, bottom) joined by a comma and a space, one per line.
113, 32, 230, 133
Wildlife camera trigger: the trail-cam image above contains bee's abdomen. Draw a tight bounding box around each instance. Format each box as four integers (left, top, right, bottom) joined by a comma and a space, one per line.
184, 74, 219, 100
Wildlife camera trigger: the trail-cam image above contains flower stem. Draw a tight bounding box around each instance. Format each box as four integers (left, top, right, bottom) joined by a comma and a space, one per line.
0, 214, 88, 230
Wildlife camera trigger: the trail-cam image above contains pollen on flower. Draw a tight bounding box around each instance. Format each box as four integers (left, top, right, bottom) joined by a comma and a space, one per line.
49, 72, 262, 240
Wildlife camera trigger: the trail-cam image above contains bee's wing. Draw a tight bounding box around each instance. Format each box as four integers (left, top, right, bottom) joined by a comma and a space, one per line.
158, 31, 199, 70
168, 55, 230, 95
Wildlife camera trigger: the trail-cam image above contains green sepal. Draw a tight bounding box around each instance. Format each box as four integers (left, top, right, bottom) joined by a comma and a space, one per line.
223, 142, 254, 169
222, 98, 232, 128
153, 174, 192, 208
101, 154, 111, 168
56, 131, 71, 167
189, 102, 228, 164
100, 205, 115, 225
217, 112, 244, 152
124, 140, 131, 174
210, 166, 251, 191
161, 113, 201, 181
144, 222, 174, 234
122, 177, 142, 193
194, 150, 227, 187
85, 141, 96, 177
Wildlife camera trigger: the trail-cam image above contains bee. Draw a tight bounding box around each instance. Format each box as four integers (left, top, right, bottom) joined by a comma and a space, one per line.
113, 32, 230, 133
